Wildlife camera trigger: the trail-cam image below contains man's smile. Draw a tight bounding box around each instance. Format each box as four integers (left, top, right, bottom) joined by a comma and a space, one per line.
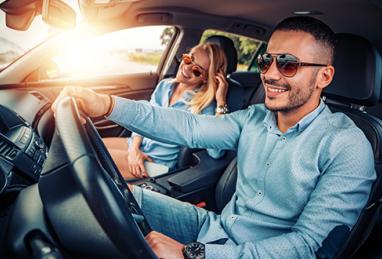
265, 84, 289, 97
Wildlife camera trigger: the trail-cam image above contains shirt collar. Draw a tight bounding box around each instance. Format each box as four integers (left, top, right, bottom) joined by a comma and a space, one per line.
263, 99, 326, 134
169, 83, 200, 105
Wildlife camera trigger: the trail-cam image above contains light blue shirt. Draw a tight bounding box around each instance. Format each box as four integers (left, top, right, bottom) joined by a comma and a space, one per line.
108, 98, 376, 258
130, 79, 224, 169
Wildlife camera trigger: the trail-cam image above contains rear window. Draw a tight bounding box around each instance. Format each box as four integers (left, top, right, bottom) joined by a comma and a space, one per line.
200, 29, 263, 71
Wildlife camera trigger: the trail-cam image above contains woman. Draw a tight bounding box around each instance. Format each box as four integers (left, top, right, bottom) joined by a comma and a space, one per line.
103, 42, 229, 179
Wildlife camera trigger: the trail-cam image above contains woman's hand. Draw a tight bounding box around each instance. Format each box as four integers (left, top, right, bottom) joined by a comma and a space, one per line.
52, 86, 112, 117
128, 148, 153, 178
215, 73, 228, 105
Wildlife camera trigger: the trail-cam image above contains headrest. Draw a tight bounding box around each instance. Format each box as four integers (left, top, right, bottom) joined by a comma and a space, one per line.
324, 33, 381, 106
205, 35, 238, 74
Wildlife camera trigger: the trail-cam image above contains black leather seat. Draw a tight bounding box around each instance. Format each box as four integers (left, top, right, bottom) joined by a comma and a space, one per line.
367, 90, 382, 119
204, 35, 258, 113
214, 33, 382, 258
319, 33, 382, 258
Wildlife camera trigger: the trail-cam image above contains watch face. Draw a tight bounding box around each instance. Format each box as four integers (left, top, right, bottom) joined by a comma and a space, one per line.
185, 242, 205, 259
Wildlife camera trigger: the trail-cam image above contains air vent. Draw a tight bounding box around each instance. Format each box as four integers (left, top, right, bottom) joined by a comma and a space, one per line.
0, 140, 11, 157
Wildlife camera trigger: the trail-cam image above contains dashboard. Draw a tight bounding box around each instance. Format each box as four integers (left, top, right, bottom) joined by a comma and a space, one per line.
0, 89, 53, 194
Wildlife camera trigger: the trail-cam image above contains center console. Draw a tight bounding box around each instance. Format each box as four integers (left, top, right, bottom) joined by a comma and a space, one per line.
132, 150, 236, 203
0, 105, 47, 193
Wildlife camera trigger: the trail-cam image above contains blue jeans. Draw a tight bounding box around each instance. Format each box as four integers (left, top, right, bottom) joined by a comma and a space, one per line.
132, 186, 209, 244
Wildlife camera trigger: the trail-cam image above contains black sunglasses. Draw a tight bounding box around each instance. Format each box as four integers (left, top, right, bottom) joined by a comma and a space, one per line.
257, 53, 327, 77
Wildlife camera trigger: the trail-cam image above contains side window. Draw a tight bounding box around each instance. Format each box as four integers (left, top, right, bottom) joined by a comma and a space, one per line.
200, 29, 263, 71
49, 26, 175, 79
248, 42, 267, 73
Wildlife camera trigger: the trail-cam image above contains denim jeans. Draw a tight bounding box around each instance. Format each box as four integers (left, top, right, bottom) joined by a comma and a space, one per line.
132, 186, 209, 244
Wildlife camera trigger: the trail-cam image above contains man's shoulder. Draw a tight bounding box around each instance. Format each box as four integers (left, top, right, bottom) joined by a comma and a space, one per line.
315, 109, 375, 179
246, 103, 267, 114
320, 109, 371, 151
227, 103, 268, 126
245, 103, 269, 119
321, 108, 362, 134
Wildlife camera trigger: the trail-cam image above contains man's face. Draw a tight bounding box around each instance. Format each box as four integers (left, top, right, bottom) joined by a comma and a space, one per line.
261, 30, 324, 112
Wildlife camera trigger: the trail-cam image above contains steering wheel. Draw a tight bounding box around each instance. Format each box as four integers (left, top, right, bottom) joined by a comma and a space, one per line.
53, 97, 156, 258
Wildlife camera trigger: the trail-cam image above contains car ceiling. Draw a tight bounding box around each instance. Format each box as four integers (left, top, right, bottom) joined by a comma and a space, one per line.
94, 0, 382, 51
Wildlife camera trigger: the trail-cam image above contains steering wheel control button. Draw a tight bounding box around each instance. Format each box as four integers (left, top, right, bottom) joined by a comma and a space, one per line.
6, 149, 18, 159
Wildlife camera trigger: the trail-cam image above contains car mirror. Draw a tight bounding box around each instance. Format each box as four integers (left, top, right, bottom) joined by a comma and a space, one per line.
83, 0, 141, 7
41, 0, 76, 29
0, 0, 76, 31
0, 0, 39, 30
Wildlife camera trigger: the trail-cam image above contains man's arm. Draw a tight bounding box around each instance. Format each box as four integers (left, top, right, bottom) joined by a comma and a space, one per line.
107, 97, 248, 151
203, 129, 376, 258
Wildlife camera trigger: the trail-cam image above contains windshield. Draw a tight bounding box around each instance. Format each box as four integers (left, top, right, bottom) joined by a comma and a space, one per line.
0, 0, 81, 71
0, 13, 53, 70
0, 1, 173, 80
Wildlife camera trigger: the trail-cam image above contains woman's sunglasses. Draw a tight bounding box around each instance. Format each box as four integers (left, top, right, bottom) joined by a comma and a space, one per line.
257, 53, 327, 77
182, 53, 206, 78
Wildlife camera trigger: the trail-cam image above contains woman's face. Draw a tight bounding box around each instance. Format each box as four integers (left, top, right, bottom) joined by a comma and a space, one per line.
175, 47, 210, 88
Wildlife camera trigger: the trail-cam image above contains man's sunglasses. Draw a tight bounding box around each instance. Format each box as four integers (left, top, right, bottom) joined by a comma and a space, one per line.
257, 53, 327, 77
182, 53, 206, 78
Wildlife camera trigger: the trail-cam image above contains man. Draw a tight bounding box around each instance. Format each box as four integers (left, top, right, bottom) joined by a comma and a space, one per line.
53, 16, 375, 258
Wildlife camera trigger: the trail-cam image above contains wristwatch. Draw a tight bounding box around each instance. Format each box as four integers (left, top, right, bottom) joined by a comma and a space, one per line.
183, 242, 205, 259
215, 104, 229, 114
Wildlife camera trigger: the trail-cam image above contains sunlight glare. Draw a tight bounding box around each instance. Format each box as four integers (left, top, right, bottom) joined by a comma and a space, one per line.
52, 26, 166, 78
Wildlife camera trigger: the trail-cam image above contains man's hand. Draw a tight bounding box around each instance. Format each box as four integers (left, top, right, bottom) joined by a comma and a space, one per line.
128, 148, 153, 178
145, 231, 185, 259
51, 86, 112, 117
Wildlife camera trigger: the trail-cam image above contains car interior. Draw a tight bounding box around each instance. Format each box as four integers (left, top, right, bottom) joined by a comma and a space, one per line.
0, 0, 382, 258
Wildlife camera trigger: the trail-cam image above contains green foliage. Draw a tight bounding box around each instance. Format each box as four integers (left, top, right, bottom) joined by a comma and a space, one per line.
127, 52, 162, 65
159, 27, 261, 70
160, 27, 175, 46
200, 30, 261, 69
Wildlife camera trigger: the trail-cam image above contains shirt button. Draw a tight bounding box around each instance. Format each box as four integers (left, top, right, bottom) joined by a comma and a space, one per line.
266, 162, 270, 166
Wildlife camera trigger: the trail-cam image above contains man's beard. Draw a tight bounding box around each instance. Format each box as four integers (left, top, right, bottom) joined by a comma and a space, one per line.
263, 76, 316, 113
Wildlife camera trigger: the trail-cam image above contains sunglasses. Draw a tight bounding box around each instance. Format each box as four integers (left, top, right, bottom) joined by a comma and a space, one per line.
182, 53, 206, 78
257, 53, 327, 77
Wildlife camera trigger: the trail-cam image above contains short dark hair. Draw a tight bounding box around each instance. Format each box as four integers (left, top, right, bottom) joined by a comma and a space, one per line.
273, 16, 335, 64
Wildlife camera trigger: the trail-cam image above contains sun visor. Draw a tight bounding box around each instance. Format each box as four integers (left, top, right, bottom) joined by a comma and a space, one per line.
79, 0, 142, 22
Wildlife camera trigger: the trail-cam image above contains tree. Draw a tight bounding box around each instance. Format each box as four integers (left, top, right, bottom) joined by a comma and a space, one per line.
200, 29, 261, 68
160, 27, 175, 46
160, 28, 261, 69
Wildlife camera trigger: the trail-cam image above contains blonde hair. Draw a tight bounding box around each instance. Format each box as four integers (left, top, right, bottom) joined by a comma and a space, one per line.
187, 43, 228, 114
